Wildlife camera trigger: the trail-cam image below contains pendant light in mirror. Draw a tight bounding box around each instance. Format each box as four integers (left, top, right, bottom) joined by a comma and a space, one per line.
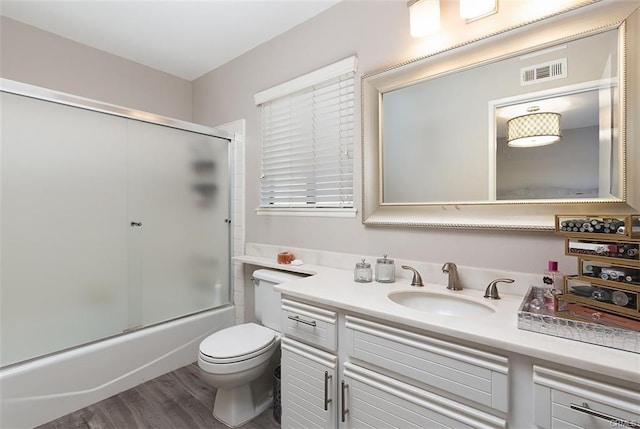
507, 106, 562, 148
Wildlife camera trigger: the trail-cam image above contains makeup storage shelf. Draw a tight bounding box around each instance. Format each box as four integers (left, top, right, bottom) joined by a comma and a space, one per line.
555, 214, 640, 330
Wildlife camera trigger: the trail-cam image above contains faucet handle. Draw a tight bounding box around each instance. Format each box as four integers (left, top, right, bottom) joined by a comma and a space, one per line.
401, 265, 424, 287
484, 278, 514, 300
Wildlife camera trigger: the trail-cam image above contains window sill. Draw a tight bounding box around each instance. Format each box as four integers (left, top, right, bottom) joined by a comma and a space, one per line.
255, 207, 357, 218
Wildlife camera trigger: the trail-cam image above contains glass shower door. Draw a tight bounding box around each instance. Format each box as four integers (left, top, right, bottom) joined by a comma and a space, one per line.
126, 120, 230, 327
1, 90, 231, 368
0, 92, 129, 367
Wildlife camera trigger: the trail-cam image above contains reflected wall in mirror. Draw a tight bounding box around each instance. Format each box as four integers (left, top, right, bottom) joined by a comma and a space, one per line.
381, 27, 619, 204
362, 2, 639, 229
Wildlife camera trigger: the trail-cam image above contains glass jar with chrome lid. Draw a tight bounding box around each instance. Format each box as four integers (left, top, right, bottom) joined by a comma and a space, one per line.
375, 254, 395, 283
354, 259, 372, 283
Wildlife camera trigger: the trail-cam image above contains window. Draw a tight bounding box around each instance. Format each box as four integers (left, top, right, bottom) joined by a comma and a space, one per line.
255, 56, 357, 217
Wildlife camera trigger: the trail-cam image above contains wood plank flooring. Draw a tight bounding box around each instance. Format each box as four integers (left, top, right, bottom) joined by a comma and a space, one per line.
36, 363, 281, 429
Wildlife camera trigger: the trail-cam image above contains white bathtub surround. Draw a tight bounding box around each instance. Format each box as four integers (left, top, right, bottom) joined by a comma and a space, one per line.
0, 307, 234, 429
242, 242, 541, 297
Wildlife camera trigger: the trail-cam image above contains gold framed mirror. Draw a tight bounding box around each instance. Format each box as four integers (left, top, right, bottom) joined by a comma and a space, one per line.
361, 2, 639, 230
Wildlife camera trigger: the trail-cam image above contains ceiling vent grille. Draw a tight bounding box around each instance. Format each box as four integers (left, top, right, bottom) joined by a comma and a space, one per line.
520, 58, 567, 86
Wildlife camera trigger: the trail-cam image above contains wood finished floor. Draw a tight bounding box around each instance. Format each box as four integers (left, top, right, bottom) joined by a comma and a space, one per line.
36, 363, 281, 429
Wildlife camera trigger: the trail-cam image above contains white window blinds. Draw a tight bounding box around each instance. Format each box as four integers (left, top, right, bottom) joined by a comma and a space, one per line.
255, 56, 357, 215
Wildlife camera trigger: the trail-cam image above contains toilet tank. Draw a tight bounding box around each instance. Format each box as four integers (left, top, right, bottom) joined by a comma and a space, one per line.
253, 269, 305, 331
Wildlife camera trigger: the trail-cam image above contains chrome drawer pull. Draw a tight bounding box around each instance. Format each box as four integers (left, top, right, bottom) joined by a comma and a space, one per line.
341, 381, 349, 422
570, 402, 639, 428
287, 315, 317, 327
324, 371, 332, 411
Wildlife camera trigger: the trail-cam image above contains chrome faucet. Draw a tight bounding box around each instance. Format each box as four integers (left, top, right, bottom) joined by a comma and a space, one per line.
484, 278, 515, 300
401, 265, 424, 287
441, 262, 463, 291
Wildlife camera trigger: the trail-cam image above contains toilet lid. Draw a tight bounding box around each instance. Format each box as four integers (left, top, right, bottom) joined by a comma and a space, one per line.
200, 323, 276, 360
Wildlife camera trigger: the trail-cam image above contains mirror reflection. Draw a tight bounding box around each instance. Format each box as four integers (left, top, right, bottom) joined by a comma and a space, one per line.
494, 86, 619, 200
381, 27, 619, 204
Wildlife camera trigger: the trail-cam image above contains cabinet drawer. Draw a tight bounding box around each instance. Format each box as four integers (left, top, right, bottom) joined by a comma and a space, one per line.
345, 315, 509, 413
343, 362, 506, 429
534, 366, 640, 429
281, 298, 337, 352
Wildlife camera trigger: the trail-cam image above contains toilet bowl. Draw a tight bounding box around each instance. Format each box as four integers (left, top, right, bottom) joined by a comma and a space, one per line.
198, 323, 279, 427
198, 269, 304, 427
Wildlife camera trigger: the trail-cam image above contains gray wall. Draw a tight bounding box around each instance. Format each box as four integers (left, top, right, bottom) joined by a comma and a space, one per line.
0, 17, 193, 121
192, 0, 586, 275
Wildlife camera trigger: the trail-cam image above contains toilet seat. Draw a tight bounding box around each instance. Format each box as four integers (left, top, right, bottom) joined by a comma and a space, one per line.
199, 323, 276, 364
199, 341, 275, 365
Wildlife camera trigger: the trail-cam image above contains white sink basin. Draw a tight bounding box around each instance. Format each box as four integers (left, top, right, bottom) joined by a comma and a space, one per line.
388, 290, 495, 317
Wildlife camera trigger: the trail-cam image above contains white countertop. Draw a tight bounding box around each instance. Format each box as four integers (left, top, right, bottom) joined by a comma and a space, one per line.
236, 255, 640, 384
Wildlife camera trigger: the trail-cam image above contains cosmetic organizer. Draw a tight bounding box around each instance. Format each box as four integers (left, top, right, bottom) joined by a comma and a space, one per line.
544, 215, 638, 337
516, 214, 640, 352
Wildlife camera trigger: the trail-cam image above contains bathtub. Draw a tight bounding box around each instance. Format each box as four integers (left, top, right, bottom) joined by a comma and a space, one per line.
0, 306, 234, 429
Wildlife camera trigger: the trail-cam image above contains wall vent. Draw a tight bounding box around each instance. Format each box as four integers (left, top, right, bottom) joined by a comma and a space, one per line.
520, 58, 567, 86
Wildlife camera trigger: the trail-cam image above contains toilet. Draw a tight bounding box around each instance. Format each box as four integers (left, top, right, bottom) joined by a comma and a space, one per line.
198, 269, 304, 427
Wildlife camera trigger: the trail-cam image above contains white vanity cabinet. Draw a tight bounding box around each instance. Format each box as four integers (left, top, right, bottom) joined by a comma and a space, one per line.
280, 299, 338, 429
533, 366, 640, 428
279, 297, 508, 429
278, 294, 638, 429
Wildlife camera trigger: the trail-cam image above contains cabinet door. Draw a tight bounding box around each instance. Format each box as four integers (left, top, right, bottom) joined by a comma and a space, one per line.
341, 362, 506, 429
534, 366, 640, 429
281, 337, 337, 429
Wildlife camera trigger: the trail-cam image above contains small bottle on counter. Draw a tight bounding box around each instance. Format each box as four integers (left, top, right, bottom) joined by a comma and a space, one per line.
354, 259, 372, 283
542, 260, 564, 311
375, 254, 396, 283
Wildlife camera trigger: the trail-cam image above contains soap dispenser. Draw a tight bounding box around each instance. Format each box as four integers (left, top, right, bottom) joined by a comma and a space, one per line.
375, 254, 396, 283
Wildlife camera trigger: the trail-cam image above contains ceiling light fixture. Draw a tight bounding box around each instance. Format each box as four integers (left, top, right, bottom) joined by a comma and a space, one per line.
460, 0, 497, 22
408, 0, 440, 38
506, 107, 562, 148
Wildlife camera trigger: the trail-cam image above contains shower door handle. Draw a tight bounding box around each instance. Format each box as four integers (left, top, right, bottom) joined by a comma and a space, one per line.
130, 221, 142, 227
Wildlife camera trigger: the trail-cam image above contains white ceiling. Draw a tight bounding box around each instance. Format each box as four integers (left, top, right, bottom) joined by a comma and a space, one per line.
0, 0, 341, 80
